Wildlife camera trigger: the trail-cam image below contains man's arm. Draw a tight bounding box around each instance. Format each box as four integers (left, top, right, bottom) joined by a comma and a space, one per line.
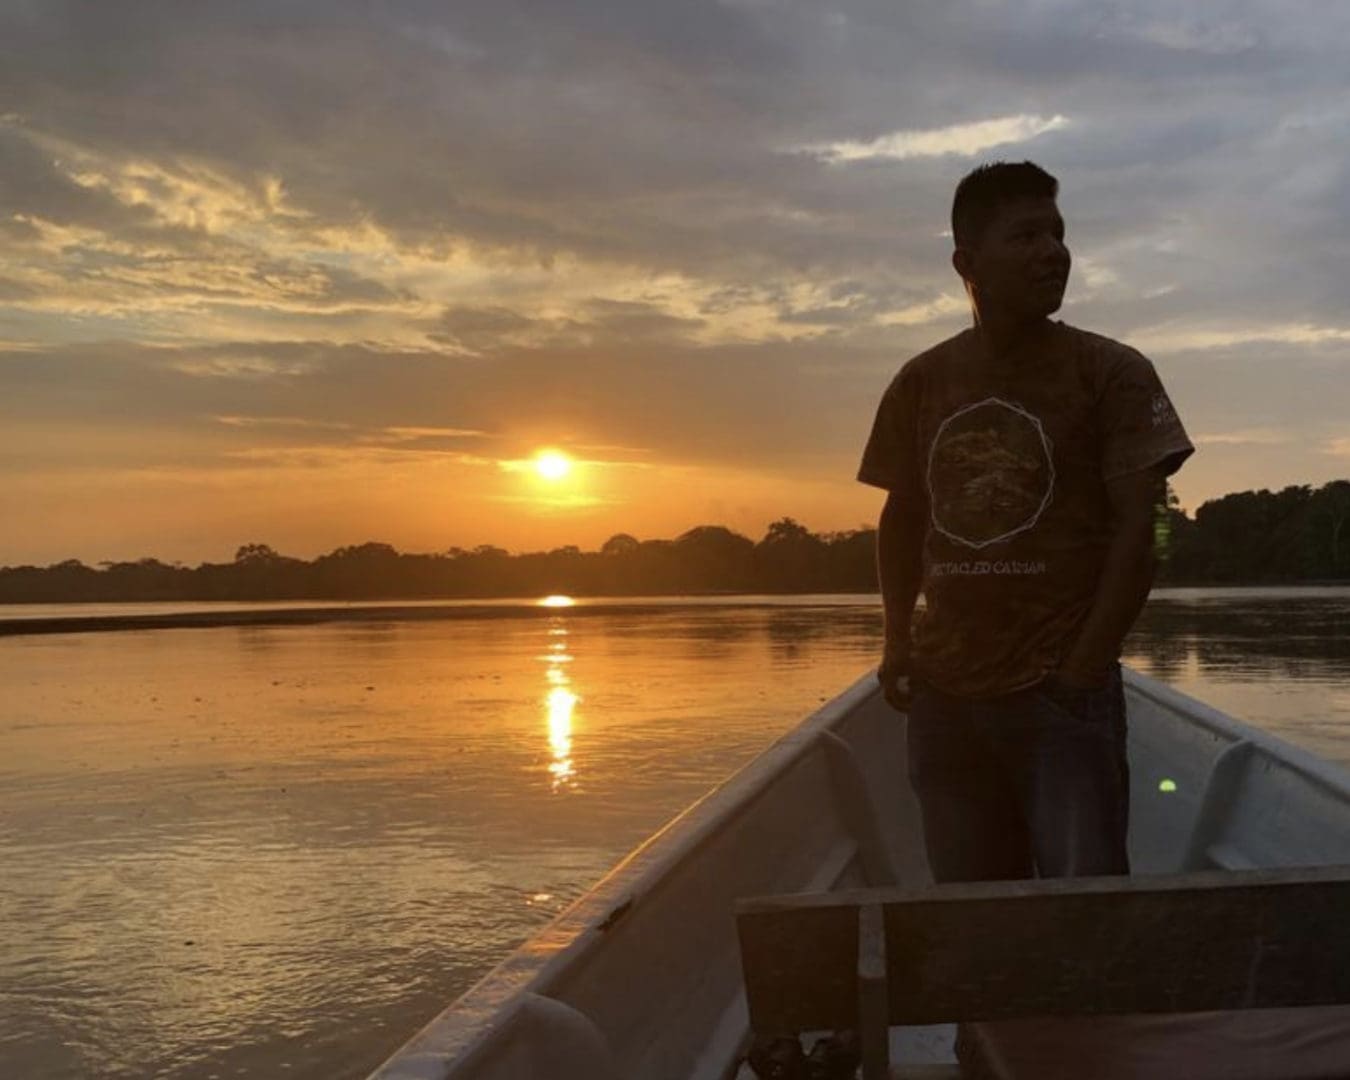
877, 489, 925, 709
1056, 467, 1163, 688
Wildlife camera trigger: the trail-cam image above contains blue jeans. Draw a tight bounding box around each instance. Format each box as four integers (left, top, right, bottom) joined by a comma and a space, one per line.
906, 665, 1130, 882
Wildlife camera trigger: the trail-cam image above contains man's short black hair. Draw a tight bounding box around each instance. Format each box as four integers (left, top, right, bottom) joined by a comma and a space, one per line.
951, 161, 1059, 249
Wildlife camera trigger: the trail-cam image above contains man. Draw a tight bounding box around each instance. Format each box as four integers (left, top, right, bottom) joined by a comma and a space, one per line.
857, 161, 1193, 883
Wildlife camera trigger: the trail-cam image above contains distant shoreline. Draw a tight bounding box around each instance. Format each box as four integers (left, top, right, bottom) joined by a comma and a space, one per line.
4, 583, 1350, 637
0, 595, 874, 637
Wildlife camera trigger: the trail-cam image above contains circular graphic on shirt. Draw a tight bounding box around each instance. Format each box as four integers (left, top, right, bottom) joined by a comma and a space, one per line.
926, 397, 1054, 549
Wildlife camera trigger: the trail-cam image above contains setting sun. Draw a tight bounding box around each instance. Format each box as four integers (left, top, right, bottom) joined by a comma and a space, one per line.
534, 450, 572, 481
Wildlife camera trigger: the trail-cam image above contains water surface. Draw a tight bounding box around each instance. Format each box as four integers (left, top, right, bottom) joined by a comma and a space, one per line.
2, 589, 1347, 1078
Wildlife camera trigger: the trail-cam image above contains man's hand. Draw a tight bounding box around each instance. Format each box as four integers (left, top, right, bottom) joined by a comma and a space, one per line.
1057, 466, 1161, 692
878, 643, 913, 712
875, 489, 923, 714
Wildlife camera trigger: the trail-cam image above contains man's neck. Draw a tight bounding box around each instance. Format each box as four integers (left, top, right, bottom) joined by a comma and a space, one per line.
972, 309, 1053, 359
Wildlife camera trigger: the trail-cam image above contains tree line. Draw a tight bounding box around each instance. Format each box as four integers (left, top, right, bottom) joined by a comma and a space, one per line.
3, 480, 1347, 604
1154, 480, 1349, 583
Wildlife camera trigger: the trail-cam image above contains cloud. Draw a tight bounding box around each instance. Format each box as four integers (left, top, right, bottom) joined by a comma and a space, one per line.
215, 415, 352, 431
430, 306, 539, 351
222, 445, 498, 470
797, 113, 1071, 164
171, 354, 324, 380
430, 297, 709, 354
376, 426, 490, 441
1132, 323, 1350, 354
1193, 428, 1292, 447
1123, 17, 1262, 56
488, 492, 616, 510
876, 293, 969, 327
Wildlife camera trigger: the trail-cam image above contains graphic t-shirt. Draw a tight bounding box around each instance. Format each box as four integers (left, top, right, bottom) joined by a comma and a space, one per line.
858, 321, 1194, 698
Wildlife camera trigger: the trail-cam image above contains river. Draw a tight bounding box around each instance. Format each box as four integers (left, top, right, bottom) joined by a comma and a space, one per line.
2, 588, 1347, 1078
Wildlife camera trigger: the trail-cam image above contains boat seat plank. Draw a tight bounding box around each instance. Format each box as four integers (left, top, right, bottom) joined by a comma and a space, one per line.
736, 866, 1350, 1077
963, 1005, 1350, 1080
858, 903, 889, 1080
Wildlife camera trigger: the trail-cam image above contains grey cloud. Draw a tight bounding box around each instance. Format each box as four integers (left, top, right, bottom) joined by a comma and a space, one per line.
11, 1, 1333, 321
0, 276, 37, 301
0, 123, 157, 237
698, 283, 786, 316
246, 260, 416, 308
430, 299, 706, 353
776, 306, 862, 327
579, 299, 706, 341
430, 306, 539, 350
0, 2, 902, 280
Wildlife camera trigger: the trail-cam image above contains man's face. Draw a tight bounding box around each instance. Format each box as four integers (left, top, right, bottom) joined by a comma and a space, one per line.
960, 196, 1071, 321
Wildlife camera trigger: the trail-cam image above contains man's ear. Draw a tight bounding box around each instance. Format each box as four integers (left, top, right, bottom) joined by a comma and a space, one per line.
952, 246, 974, 285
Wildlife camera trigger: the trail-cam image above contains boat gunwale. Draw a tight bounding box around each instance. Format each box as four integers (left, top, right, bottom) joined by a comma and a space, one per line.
368, 671, 880, 1078
1124, 668, 1350, 800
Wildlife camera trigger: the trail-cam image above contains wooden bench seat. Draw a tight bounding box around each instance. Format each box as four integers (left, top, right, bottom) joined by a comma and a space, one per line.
961, 1006, 1350, 1079
735, 867, 1350, 1079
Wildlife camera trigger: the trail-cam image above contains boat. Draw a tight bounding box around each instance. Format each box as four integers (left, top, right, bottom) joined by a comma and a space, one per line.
367, 668, 1350, 1079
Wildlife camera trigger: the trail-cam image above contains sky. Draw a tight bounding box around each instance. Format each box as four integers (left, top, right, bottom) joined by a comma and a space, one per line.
3, 1, 1349, 565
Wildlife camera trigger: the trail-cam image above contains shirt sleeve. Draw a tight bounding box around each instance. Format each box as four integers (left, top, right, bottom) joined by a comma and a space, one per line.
1099, 346, 1195, 480
857, 363, 924, 498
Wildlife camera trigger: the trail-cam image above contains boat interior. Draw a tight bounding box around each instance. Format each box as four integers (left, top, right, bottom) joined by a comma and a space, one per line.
369, 669, 1350, 1080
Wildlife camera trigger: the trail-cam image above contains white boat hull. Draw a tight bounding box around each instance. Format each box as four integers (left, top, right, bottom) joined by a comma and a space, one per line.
369, 669, 1350, 1079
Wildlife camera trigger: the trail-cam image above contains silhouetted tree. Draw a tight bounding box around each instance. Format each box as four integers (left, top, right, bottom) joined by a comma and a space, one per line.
674, 526, 755, 591
821, 528, 879, 591
754, 517, 828, 591
601, 533, 639, 557
1313, 481, 1350, 578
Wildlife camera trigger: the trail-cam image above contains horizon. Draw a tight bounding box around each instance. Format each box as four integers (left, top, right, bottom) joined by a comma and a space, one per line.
7, 474, 1349, 571
5, 4, 1350, 565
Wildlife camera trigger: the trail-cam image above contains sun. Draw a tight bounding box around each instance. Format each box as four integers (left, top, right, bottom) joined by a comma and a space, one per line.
534, 450, 572, 481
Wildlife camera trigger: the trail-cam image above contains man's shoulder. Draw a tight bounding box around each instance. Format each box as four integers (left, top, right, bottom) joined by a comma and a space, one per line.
889, 328, 974, 388
1056, 322, 1152, 371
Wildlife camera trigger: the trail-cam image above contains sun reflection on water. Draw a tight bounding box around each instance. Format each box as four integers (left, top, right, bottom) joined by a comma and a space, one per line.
541, 620, 579, 791
547, 686, 577, 789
